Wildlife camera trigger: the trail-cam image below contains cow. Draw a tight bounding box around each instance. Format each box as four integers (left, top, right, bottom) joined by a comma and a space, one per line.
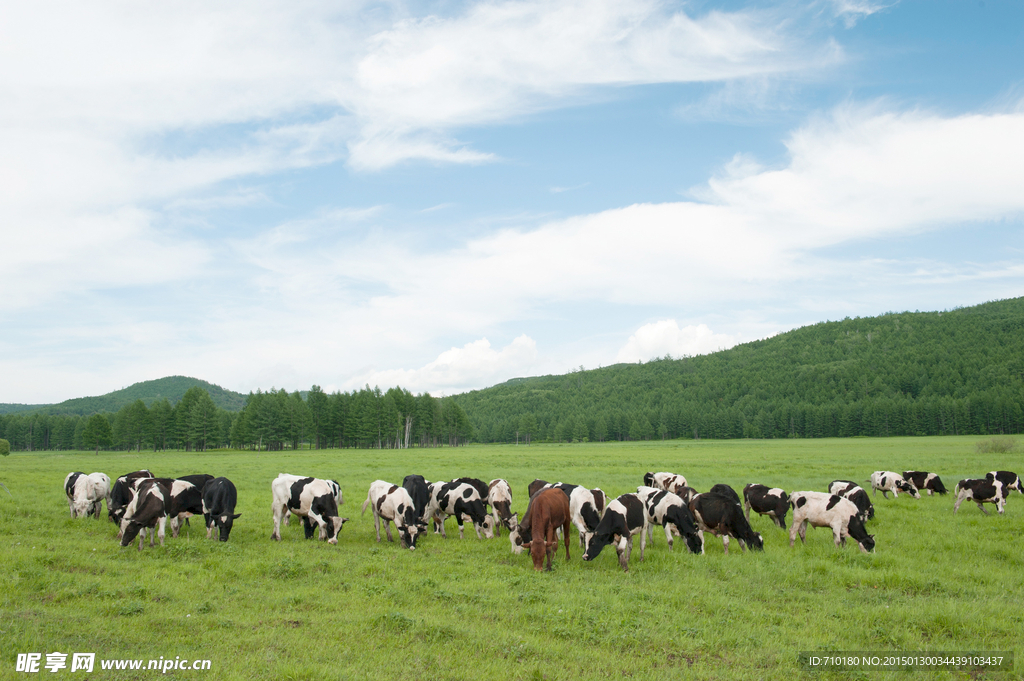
987, 471, 1022, 496
582, 494, 648, 571
527, 479, 550, 499
636, 486, 703, 553
119, 478, 170, 550
362, 481, 420, 549
519, 488, 572, 571
788, 491, 875, 553
108, 470, 153, 526
275, 473, 343, 535
426, 481, 493, 539
709, 483, 741, 506
643, 472, 688, 496
64, 472, 111, 519
402, 475, 432, 531
828, 480, 874, 522
167, 480, 205, 538
177, 474, 214, 492
488, 479, 514, 536
567, 486, 606, 548
202, 477, 240, 541
117, 477, 176, 539
902, 471, 947, 496
743, 484, 789, 529
869, 471, 921, 499
954, 478, 1010, 515
271, 476, 348, 544
689, 493, 764, 554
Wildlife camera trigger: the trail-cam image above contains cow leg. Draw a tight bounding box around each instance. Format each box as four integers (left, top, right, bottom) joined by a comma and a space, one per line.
832, 524, 843, 548
206, 518, 214, 539
385, 518, 395, 543
616, 536, 628, 571
271, 502, 284, 541
744, 500, 751, 521
997, 500, 1005, 515
953, 494, 964, 514
721, 535, 729, 555
799, 520, 808, 544
563, 519, 572, 561
882, 490, 890, 499
664, 524, 674, 551
157, 517, 166, 547
976, 501, 989, 515
638, 528, 646, 562
456, 516, 465, 540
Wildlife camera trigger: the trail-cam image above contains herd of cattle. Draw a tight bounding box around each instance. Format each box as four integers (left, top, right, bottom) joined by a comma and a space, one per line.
62, 467, 1022, 571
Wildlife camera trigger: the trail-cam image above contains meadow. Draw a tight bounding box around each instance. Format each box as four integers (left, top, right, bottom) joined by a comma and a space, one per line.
1, 437, 1021, 680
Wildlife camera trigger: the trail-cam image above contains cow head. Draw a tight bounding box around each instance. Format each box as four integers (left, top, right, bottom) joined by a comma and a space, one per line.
213, 513, 241, 542
481, 515, 495, 539
582, 532, 613, 562
326, 516, 348, 544
746, 531, 764, 551
530, 538, 557, 571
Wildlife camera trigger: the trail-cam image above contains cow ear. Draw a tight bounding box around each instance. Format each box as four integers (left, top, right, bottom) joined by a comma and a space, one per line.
232, 513, 242, 519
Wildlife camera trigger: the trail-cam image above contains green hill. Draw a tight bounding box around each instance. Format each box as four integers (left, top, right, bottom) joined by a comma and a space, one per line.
453, 297, 1024, 442
1, 376, 247, 416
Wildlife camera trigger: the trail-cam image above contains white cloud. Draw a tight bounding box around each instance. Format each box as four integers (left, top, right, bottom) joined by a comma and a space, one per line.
829, 1, 893, 27
345, 335, 539, 394
616, 321, 737, 363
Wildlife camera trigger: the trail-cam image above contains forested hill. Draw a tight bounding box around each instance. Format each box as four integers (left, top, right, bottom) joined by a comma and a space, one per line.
0, 376, 246, 415
453, 297, 1024, 442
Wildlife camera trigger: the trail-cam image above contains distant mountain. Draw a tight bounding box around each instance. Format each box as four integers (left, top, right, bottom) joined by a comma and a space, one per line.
0, 376, 247, 415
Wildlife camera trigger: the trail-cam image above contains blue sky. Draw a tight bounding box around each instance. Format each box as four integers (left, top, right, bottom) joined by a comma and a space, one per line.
2, 0, 1023, 403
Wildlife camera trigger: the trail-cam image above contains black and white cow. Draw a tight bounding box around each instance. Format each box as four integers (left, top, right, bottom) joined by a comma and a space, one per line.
568, 485, 606, 548
828, 480, 874, 522
271, 476, 348, 544
636, 486, 703, 553
108, 470, 153, 526
582, 493, 649, 572
426, 481, 493, 539
709, 483, 741, 506
742, 484, 789, 529
362, 480, 420, 549
954, 478, 1010, 515
402, 475, 432, 531
167, 480, 206, 538
869, 471, 921, 499
275, 473, 343, 534
788, 491, 875, 553
902, 471, 947, 496
120, 478, 170, 550
488, 479, 514, 537
688, 493, 764, 554
64, 472, 111, 519
987, 471, 1022, 496
643, 472, 689, 496
202, 477, 240, 541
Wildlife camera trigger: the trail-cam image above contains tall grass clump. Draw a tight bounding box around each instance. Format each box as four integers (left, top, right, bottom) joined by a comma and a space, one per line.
975, 436, 1017, 454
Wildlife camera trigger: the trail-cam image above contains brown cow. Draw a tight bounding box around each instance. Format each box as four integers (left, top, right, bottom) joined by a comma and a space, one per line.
524, 488, 572, 572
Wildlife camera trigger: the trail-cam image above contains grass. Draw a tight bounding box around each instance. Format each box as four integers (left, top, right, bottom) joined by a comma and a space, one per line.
0, 436, 1021, 680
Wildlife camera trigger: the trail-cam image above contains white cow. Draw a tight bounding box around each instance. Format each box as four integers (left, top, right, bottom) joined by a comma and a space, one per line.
362, 480, 420, 549
271, 476, 348, 544
487, 479, 514, 537
869, 471, 920, 499
789, 491, 875, 553
64, 472, 111, 519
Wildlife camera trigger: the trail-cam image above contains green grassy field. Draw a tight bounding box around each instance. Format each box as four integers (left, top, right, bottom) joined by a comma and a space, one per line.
1, 437, 1021, 680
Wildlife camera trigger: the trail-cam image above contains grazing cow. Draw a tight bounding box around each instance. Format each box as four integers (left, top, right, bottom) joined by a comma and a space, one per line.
689, 493, 764, 554
644, 472, 689, 496
828, 480, 874, 522
788, 491, 875, 553
108, 470, 153, 525
271, 476, 348, 544
427, 481, 493, 539
177, 474, 214, 492
902, 471, 947, 496
120, 478, 170, 550
167, 480, 205, 538
64, 472, 111, 519
709, 483, 741, 506
202, 477, 240, 541
954, 478, 1010, 515
987, 471, 1022, 496
869, 471, 921, 499
402, 475, 431, 530
488, 479, 514, 537
567, 486, 606, 548
362, 481, 420, 549
520, 488, 572, 571
636, 486, 703, 553
582, 494, 649, 571
275, 474, 343, 533
743, 484, 789, 529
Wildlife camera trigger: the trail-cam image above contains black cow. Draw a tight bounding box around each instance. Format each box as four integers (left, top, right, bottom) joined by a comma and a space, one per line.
689, 493, 764, 554
202, 477, 240, 541
167, 480, 205, 538
743, 484, 789, 529
120, 478, 170, 550
402, 475, 431, 530
635, 486, 703, 553
987, 471, 1022, 496
271, 476, 348, 544
582, 493, 649, 572
709, 483, 741, 506
901, 471, 946, 496
177, 474, 215, 492
108, 470, 154, 526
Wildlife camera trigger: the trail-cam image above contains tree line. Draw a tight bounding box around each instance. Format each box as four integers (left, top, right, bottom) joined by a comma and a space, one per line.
0, 385, 472, 453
